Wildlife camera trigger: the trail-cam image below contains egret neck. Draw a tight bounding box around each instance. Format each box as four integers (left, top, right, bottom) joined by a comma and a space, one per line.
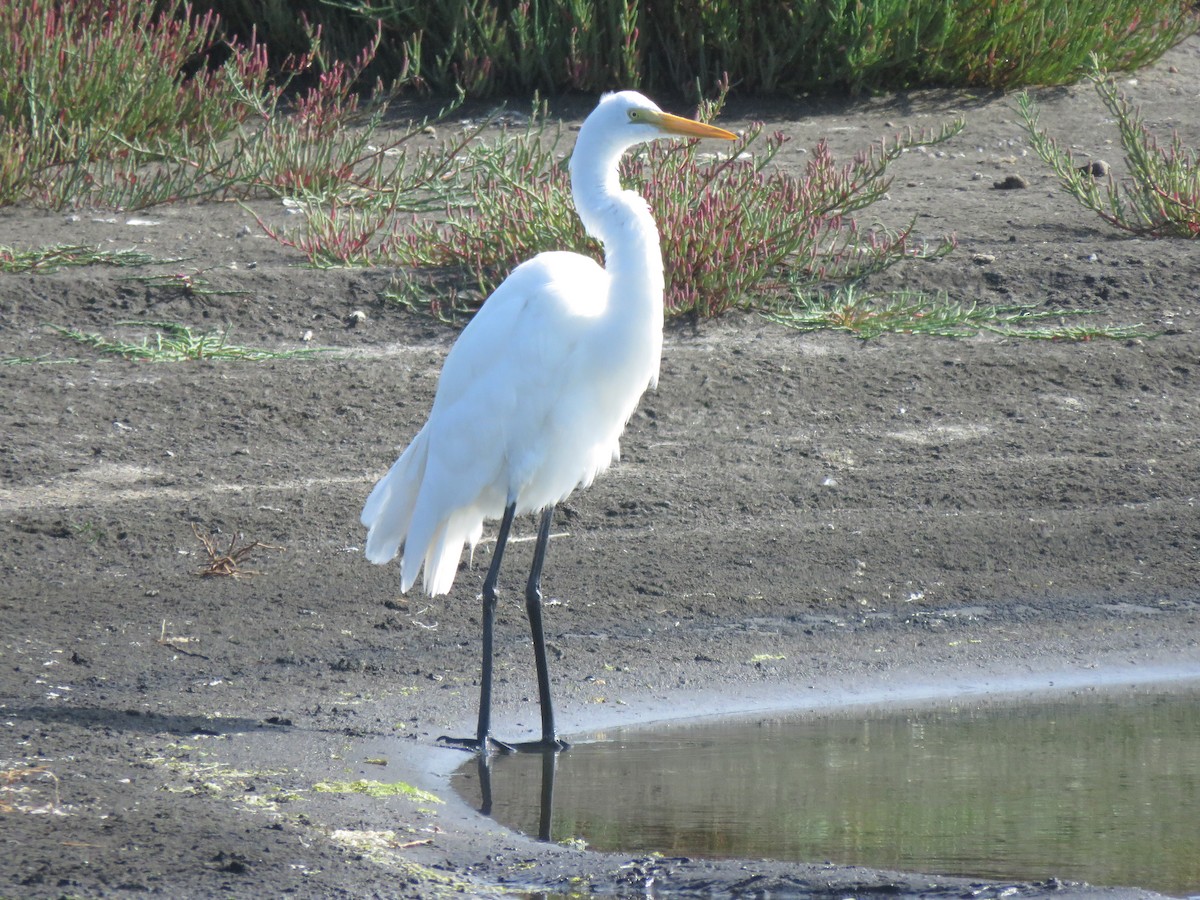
568, 120, 666, 379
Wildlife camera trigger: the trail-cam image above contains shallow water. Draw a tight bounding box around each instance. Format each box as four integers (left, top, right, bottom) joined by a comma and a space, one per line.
454, 688, 1200, 896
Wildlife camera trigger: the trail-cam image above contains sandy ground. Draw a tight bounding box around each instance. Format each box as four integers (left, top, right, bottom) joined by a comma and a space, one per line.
2, 34, 1199, 900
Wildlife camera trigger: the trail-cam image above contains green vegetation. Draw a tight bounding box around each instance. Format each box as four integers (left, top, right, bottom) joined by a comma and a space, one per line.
764, 287, 1156, 341
1, 0, 266, 205
0, 0, 428, 209
0, 354, 79, 366
1018, 68, 1200, 239
50, 322, 330, 362
274, 91, 962, 319
0, 245, 166, 272
121, 268, 253, 299
313, 779, 443, 804
1, 0, 1188, 342
2, 1, 1192, 209
195, 0, 1197, 97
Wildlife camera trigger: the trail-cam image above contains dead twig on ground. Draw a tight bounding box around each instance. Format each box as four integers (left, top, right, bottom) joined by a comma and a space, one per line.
157, 619, 209, 658
192, 523, 284, 578
0, 765, 60, 814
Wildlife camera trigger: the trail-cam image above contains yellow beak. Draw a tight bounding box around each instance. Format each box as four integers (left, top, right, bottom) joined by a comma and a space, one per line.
650, 111, 738, 141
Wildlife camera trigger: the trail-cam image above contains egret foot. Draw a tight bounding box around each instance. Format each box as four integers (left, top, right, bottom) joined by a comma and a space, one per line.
436, 734, 516, 755
509, 736, 571, 753
436, 734, 570, 754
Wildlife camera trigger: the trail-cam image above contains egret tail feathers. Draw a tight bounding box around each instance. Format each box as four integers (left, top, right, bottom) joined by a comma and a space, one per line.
419, 508, 474, 596
361, 431, 429, 567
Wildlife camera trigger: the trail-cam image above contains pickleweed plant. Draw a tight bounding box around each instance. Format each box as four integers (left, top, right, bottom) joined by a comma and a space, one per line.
50, 321, 330, 361
0, 3, 434, 210
248, 109, 491, 266
765, 284, 1155, 341
214, 21, 424, 201
1017, 68, 1200, 239
336, 0, 642, 96
631, 122, 962, 316
4, 1, 1192, 210
0, 0, 274, 206
398, 111, 592, 292
314, 0, 1196, 97
0, 244, 166, 273
384, 104, 962, 318
79, 20, 420, 210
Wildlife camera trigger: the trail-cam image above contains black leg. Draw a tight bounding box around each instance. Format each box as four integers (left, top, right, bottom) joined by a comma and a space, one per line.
475, 753, 494, 816
536, 743, 559, 840
511, 506, 570, 752
437, 501, 517, 754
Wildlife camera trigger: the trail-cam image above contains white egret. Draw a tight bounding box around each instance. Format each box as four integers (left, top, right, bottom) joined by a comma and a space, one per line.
362, 91, 737, 753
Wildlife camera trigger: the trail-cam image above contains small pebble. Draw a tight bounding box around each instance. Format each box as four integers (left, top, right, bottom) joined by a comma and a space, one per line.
972, 253, 996, 265
1079, 159, 1110, 177
346, 310, 368, 328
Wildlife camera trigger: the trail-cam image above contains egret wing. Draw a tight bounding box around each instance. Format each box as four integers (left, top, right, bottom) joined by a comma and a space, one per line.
371, 251, 611, 594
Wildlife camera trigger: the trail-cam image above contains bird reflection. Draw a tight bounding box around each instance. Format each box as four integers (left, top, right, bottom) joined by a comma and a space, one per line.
475, 746, 560, 841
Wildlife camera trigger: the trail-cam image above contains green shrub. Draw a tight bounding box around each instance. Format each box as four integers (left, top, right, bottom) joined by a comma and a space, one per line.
277, 0, 1197, 97
272, 98, 960, 319
0, 0, 277, 202
1018, 68, 1200, 238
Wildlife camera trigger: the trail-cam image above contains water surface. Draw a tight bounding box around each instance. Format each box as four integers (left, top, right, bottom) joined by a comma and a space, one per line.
454, 688, 1200, 896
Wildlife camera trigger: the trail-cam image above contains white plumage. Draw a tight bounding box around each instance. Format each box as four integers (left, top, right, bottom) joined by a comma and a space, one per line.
363, 92, 734, 595
361, 91, 736, 751
362, 246, 660, 594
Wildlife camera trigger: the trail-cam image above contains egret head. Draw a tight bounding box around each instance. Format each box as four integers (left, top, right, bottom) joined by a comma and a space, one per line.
585, 91, 738, 149
568, 91, 738, 242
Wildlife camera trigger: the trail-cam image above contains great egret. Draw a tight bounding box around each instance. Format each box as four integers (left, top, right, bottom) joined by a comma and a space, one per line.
362, 91, 737, 753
